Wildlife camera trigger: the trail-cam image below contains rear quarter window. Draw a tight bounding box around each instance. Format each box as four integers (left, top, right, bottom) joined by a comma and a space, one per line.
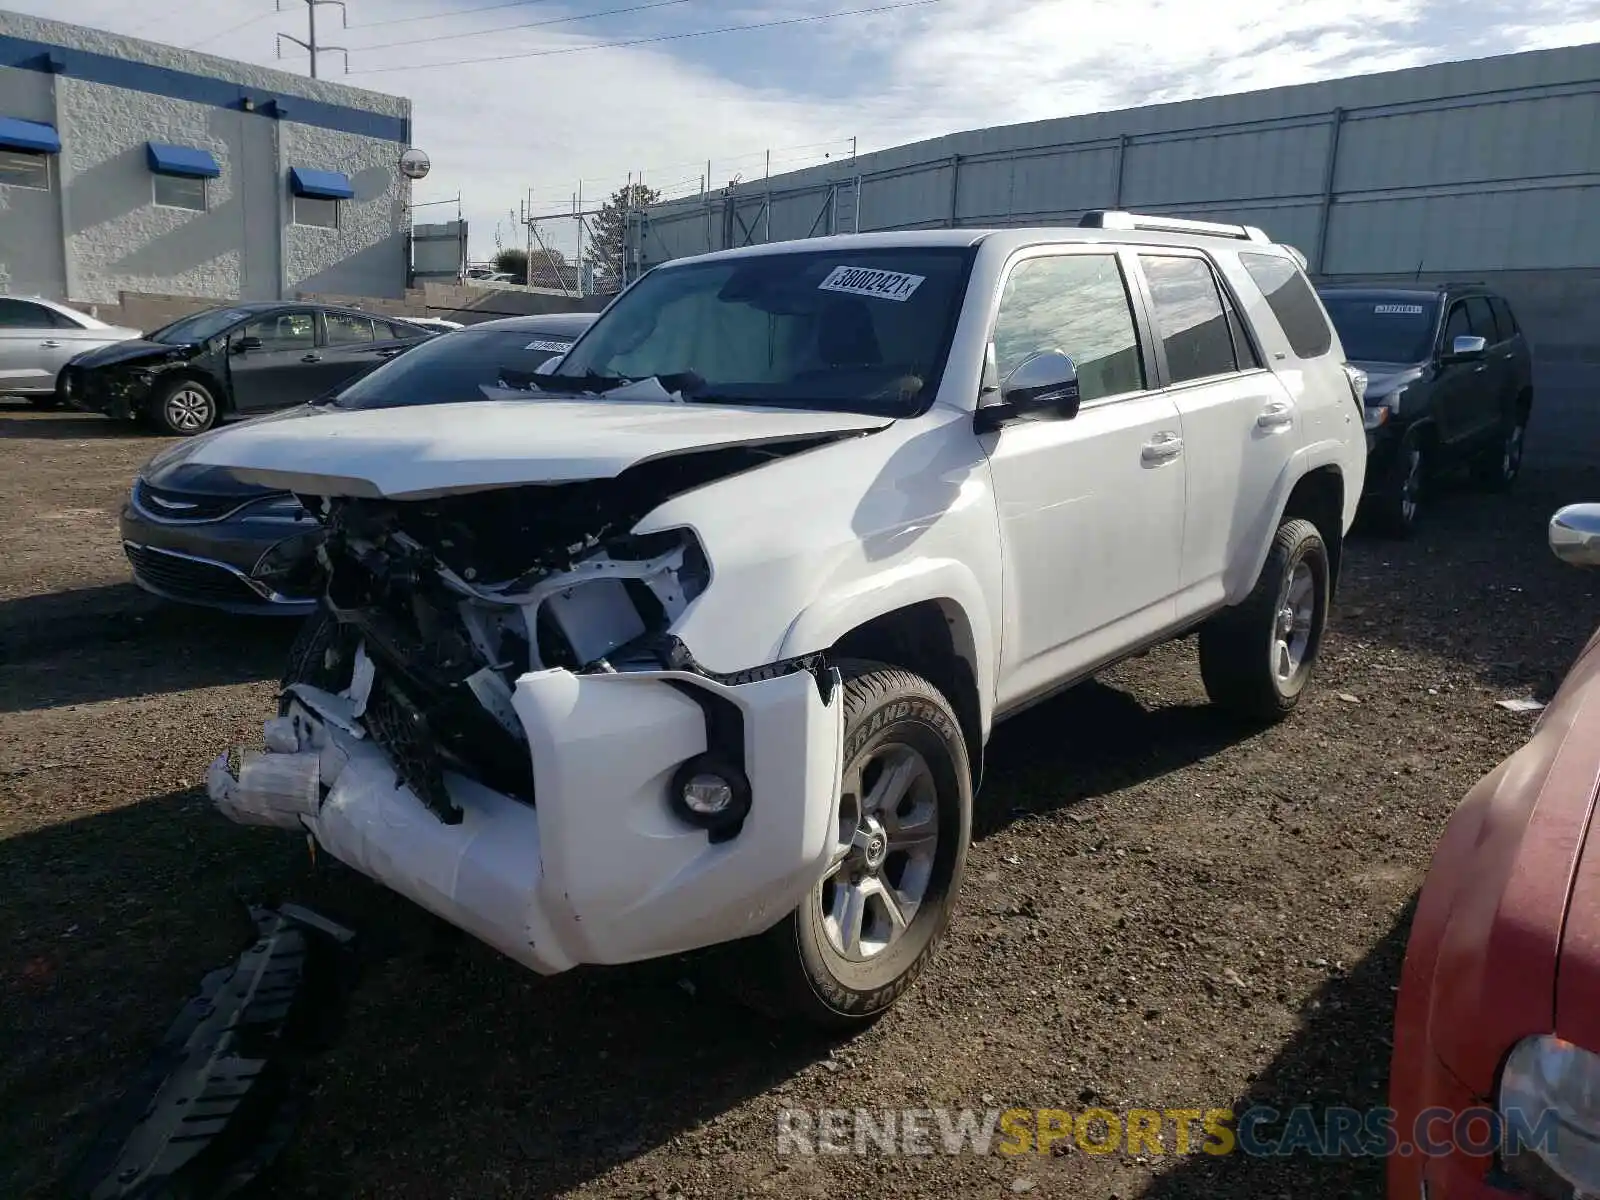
1238, 251, 1333, 360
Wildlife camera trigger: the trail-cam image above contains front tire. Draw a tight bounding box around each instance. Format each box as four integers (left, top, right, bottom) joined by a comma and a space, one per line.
1368, 427, 1424, 538
737, 660, 971, 1031
152, 378, 218, 436
1199, 518, 1330, 723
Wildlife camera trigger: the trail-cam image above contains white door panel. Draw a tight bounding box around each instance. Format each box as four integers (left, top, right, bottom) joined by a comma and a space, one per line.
988, 392, 1186, 709
1170, 372, 1297, 614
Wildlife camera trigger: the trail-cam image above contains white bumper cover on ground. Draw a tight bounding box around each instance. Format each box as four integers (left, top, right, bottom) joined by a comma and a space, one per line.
208, 663, 845, 975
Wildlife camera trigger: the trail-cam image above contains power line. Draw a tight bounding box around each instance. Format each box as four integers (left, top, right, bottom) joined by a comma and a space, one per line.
185, 8, 282, 51
343, 0, 697, 54
351, 0, 564, 29
347, 0, 947, 74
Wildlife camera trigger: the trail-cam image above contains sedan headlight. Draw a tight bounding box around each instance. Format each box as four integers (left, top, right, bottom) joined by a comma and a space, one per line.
1364, 405, 1391, 430
1499, 1035, 1600, 1196
239, 494, 312, 524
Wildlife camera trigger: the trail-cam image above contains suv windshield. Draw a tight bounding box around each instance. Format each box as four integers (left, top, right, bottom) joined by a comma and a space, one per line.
148, 307, 256, 345
332, 326, 585, 410
1319, 294, 1440, 364
552, 246, 975, 415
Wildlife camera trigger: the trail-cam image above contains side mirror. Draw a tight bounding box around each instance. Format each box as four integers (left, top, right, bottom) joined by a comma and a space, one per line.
976, 350, 1081, 432
1443, 334, 1486, 363
232, 336, 263, 355
1551, 504, 1600, 568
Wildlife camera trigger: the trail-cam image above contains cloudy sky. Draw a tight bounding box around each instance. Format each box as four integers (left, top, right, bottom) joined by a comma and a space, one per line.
21, 0, 1600, 258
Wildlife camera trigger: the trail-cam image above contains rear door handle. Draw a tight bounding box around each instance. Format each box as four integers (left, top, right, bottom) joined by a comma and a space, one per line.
40, 339, 61, 348
1257, 400, 1294, 432
1141, 432, 1184, 463
301, 353, 322, 363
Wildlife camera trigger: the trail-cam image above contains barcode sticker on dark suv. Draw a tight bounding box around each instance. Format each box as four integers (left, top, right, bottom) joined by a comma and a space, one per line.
1373, 304, 1426, 315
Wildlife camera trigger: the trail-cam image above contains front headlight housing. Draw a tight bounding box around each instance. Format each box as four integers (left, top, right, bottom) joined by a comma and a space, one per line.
238, 493, 313, 524
1499, 1034, 1600, 1196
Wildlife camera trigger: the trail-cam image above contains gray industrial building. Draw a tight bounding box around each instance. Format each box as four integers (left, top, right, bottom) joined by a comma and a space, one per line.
0, 12, 413, 308
633, 42, 1600, 463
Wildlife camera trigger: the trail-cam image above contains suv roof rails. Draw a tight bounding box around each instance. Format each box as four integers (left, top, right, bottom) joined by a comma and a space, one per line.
1079, 209, 1275, 245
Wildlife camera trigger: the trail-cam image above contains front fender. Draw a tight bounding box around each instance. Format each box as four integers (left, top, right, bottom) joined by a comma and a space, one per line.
778, 556, 997, 736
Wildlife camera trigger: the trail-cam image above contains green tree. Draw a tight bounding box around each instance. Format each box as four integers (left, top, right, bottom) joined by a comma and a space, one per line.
584, 182, 659, 289
493, 247, 529, 279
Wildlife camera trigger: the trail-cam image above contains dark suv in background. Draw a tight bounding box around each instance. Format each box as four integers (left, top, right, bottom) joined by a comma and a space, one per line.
1317, 282, 1534, 536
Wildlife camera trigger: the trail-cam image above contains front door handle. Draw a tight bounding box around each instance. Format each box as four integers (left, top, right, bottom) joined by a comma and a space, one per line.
301, 353, 321, 363
1257, 400, 1294, 432
40, 339, 61, 348
1141, 432, 1184, 464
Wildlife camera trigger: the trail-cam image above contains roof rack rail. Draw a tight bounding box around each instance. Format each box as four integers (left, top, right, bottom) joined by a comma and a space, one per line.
1079, 209, 1274, 244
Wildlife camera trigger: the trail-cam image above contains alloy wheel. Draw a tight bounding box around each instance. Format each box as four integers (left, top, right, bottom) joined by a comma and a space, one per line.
1502, 423, 1525, 482
1273, 560, 1317, 687
818, 742, 941, 962
165, 387, 213, 433
1400, 447, 1422, 526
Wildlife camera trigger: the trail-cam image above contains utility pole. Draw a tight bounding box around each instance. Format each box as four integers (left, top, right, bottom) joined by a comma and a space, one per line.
276, 0, 349, 79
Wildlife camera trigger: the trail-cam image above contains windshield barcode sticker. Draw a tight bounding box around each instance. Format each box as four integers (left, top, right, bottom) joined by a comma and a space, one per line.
818, 265, 926, 302
524, 340, 571, 352
1373, 304, 1425, 315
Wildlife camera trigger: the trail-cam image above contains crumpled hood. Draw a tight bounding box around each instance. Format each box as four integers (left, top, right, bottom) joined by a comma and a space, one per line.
1350, 361, 1424, 400
182, 397, 892, 499
69, 338, 196, 369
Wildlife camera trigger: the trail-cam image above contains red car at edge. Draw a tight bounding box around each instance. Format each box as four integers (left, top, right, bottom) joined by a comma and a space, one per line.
1389, 501, 1600, 1199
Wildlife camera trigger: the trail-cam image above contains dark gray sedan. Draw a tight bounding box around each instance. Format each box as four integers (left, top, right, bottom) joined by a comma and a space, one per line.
119, 311, 600, 615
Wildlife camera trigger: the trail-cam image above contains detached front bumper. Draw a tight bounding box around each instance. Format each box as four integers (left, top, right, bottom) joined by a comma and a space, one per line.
210, 663, 845, 975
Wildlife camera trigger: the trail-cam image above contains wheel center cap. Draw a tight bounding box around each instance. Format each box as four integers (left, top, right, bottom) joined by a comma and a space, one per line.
861, 818, 889, 870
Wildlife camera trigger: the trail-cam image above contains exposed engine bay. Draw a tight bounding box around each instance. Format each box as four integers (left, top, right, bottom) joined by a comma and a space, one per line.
275, 438, 840, 825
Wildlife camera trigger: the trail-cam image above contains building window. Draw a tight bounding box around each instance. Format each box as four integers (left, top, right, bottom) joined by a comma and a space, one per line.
294, 195, 339, 228
153, 173, 206, 211
0, 149, 49, 190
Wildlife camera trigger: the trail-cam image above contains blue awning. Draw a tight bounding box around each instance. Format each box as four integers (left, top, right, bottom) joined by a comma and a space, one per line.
146, 141, 220, 178
289, 166, 353, 200
0, 116, 60, 154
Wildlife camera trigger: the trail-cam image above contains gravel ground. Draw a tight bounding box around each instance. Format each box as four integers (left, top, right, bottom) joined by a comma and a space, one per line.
2, 402, 1597, 1200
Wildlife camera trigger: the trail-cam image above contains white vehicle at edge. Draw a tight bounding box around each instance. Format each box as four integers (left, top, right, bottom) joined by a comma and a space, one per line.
200, 212, 1367, 1029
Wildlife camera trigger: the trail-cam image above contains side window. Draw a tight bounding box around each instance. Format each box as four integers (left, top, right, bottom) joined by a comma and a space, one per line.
387, 321, 422, 340
1489, 296, 1518, 338
1465, 297, 1497, 342
1238, 251, 1333, 359
0, 299, 62, 328
326, 313, 376, 345
241, 310, 316, 351
1442, 302, 1473, 349
991, 253, 1145, 403
1138, 254, 1239, 384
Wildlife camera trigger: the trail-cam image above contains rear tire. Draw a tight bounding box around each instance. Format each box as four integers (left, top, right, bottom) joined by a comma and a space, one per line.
731, 660, 971, 1032
152, 378, 218, 437
1199, 518, 1330, 723
1471, 412, 1526, 493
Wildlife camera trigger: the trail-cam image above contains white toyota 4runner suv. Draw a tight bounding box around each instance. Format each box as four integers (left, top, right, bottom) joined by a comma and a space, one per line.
202, 211, 1366, 1029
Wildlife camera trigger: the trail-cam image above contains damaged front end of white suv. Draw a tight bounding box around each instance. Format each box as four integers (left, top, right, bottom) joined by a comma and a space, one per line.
204, 418, 865, 977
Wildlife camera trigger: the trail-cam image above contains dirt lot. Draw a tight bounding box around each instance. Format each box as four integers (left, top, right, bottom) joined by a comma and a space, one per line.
2, 402, 1597, 1200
